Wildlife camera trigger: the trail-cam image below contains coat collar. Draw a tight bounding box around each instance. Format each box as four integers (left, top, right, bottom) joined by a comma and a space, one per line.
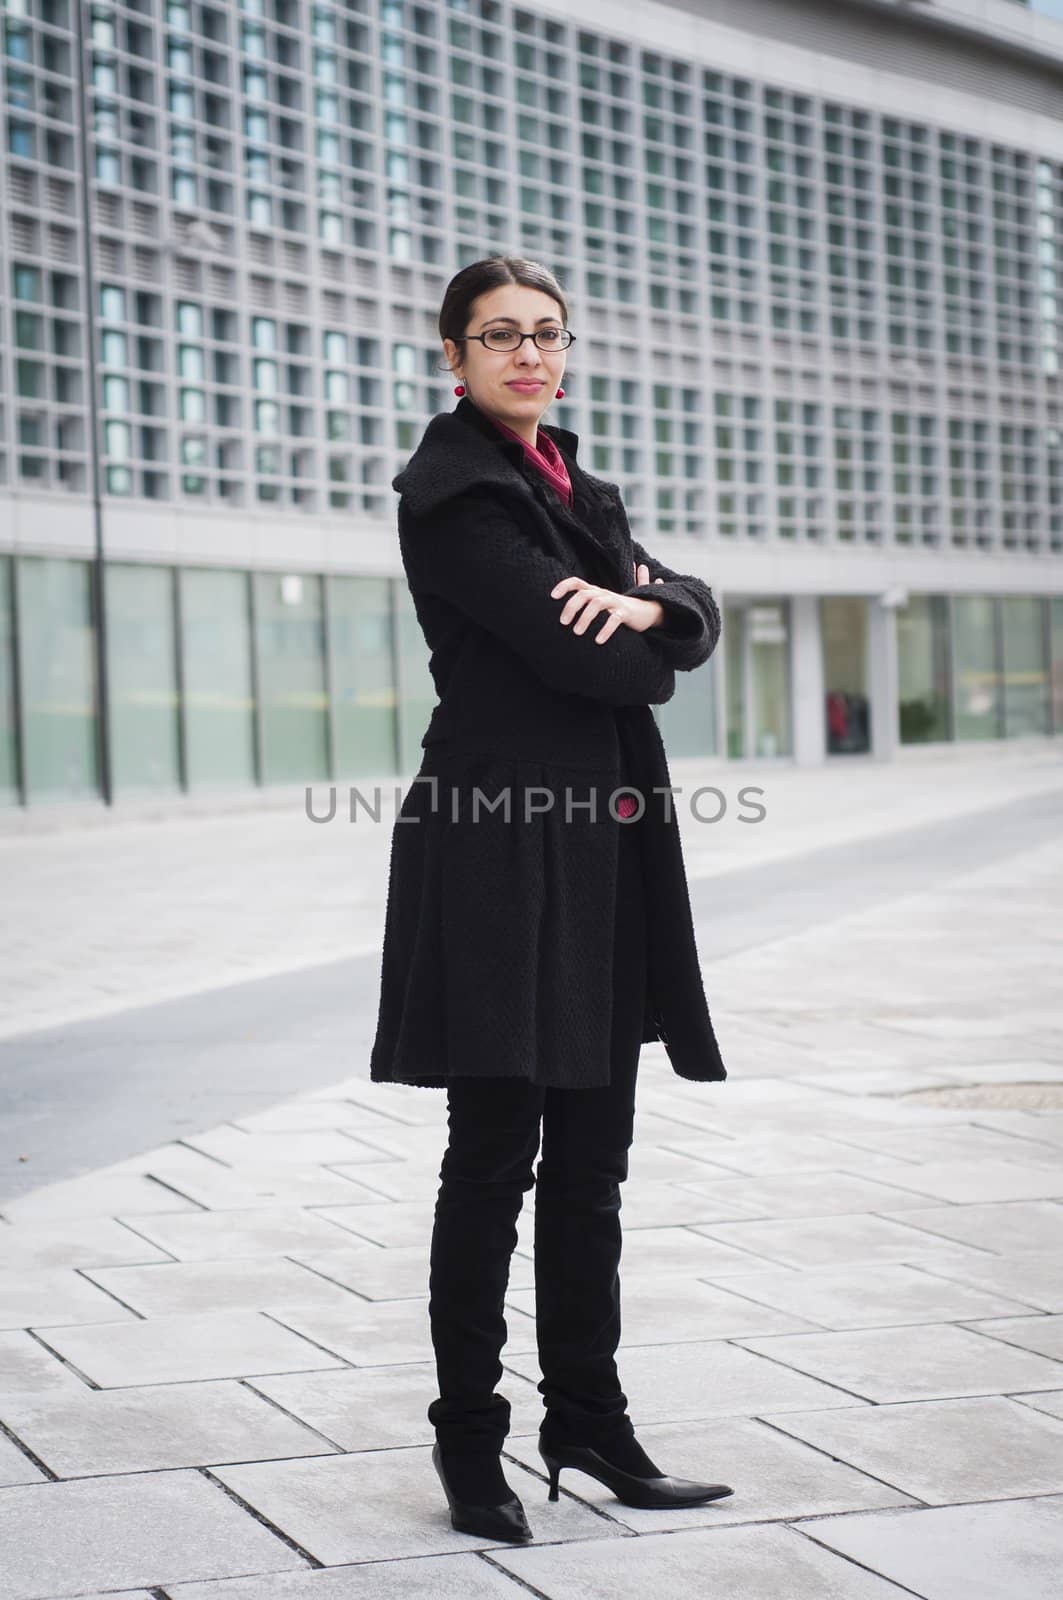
392, 395, 585, 519
393, 396, 631, 590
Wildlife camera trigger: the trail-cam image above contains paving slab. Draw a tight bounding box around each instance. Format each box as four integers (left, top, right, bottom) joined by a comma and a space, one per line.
505, 1339, 862, 1422
768, 1395, 1063, 1502
736, 1322, 1063, 1402
310, 1199, 441, 1248
972, 1110, 1063, 1147
543, 1222, 787, 1278
493, 1520, 913, 1599
0, 1269, 140, 1331
152, 1166, 391, 1211
248, 1361, 545, 1453
913, 1247, 1063, 1312
305, 1081, 441, 1120
859, 1158, 1063, 1203
873, 1013, 1060, 1041
266, 1297, 452, 1367
690, 1211, 994, 1270
708, 1260, 1039, 1330
795, 1064, 970, 1096
0, 1469, 307, 1599
932, 1059, 1063, 1085
291, 1245, 535, 1302
610, 1178, 761, 1227
0, 1376, 340, 1477
0, 1429, 45, 1487
0, 1217, 172, 1270
35, 1308, 348, 1387
507, 1272, 816, 1343
326, 1162, 448, 1203
808, 1123, 1063, 1168
1017, 1389, 1063, 1420
84, 1258, 371, 1318
676, 1168, 961, 1217
121, 1205, 372, 1262
503, 1414, 913, 1531
100, 1143, 252, 1183
318, 1084, 443, 1125
963, 1312, 1063, 1361
628, 1106, 737, 1150
212, 1446, 619, 1563
794, 1493, 1063, 1600
614, 1145, 746, 1184
0, 1331, 95, 1399
165, 1553, 528, 1598
653, 1131, 931, 1176
875, 1199, 1063, 1255
232, 1102, 396, 1134
300, 1125, 446, 1164
182, 1127, 398, 1168
0, 1172, 203, 1221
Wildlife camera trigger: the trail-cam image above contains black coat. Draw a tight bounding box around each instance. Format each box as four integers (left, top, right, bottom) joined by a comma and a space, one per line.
368, 396, 727, 1090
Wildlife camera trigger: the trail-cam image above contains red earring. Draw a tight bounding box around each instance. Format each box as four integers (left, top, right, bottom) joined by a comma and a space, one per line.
454, 383, 465, 396
555, 387, 565, 399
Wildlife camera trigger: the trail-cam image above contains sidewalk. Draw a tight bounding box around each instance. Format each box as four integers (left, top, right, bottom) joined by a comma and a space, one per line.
1, 747, 1062, 1598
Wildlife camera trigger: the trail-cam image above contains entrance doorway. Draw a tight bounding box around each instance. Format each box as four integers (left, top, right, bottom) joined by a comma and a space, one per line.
821, 596, 871, 754
724, 599, 792, 758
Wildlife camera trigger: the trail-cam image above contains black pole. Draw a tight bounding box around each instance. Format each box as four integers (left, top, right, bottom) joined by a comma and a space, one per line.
73, 0, 112, 805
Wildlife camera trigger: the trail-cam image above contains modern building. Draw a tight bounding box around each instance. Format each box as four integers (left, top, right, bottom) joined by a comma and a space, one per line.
1, 0, 1062, 808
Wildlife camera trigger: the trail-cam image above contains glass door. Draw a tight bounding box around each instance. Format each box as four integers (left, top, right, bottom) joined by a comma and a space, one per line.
724, 599, 792, 758
821, 596, 871, 754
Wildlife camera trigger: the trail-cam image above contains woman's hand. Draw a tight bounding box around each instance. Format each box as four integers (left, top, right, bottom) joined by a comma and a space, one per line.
549, 562, 665, 645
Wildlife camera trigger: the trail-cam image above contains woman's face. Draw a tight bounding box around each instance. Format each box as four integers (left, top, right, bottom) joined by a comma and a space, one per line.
443, 283, 568, 439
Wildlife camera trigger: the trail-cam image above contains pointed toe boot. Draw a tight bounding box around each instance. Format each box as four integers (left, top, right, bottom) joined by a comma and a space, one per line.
432, 1442, 534, 1542
538, 1439, 733, 1509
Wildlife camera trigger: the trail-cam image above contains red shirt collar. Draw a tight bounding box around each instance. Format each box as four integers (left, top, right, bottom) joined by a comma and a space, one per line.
487, 413, 574, 509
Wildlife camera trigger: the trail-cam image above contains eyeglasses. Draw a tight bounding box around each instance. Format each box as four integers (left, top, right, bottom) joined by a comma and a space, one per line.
457, 328, 576, 353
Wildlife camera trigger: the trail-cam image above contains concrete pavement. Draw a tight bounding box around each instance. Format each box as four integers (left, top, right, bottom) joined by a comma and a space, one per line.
1, 745, 1062, 1597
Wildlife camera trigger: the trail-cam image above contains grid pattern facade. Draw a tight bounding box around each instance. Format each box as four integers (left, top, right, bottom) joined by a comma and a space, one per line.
1, 0, 1062, 554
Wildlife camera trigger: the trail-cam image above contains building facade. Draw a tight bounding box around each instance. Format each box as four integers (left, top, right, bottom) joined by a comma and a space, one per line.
1, 0, 1062, 807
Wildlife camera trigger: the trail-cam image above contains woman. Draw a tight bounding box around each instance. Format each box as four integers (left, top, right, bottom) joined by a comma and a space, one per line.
369, 256, 732, 1543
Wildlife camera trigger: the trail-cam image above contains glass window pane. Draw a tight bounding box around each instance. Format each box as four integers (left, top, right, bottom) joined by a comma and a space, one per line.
656, 650, 719, 758
328, 575, 397, 778
17, 557, 99, 800
897, 594, 951, 742
395, 581, 437, 775
952, 596, 1001, 740
724, 603, 745, 758
106, 564, 180, 791
180, 569, 256, 787
1051, 599, 1063, 735
1001, 597, 1049, 737
749, 601, 792, 757
0, 557, 17, 803
254, 572, 329, 783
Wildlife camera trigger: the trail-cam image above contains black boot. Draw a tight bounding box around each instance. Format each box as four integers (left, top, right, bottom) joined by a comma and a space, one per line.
538, 1424, 733, 1510
432, 1443, 533, 1542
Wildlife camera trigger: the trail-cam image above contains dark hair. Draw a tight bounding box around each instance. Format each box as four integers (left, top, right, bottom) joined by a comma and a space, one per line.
437, 255, 569, 376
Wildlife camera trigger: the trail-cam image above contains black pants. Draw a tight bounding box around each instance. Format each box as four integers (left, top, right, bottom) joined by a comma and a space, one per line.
427, 817, 647, 1455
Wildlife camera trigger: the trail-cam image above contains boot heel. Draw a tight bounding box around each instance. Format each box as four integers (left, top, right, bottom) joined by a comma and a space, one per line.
538, 1445, 561, 1502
